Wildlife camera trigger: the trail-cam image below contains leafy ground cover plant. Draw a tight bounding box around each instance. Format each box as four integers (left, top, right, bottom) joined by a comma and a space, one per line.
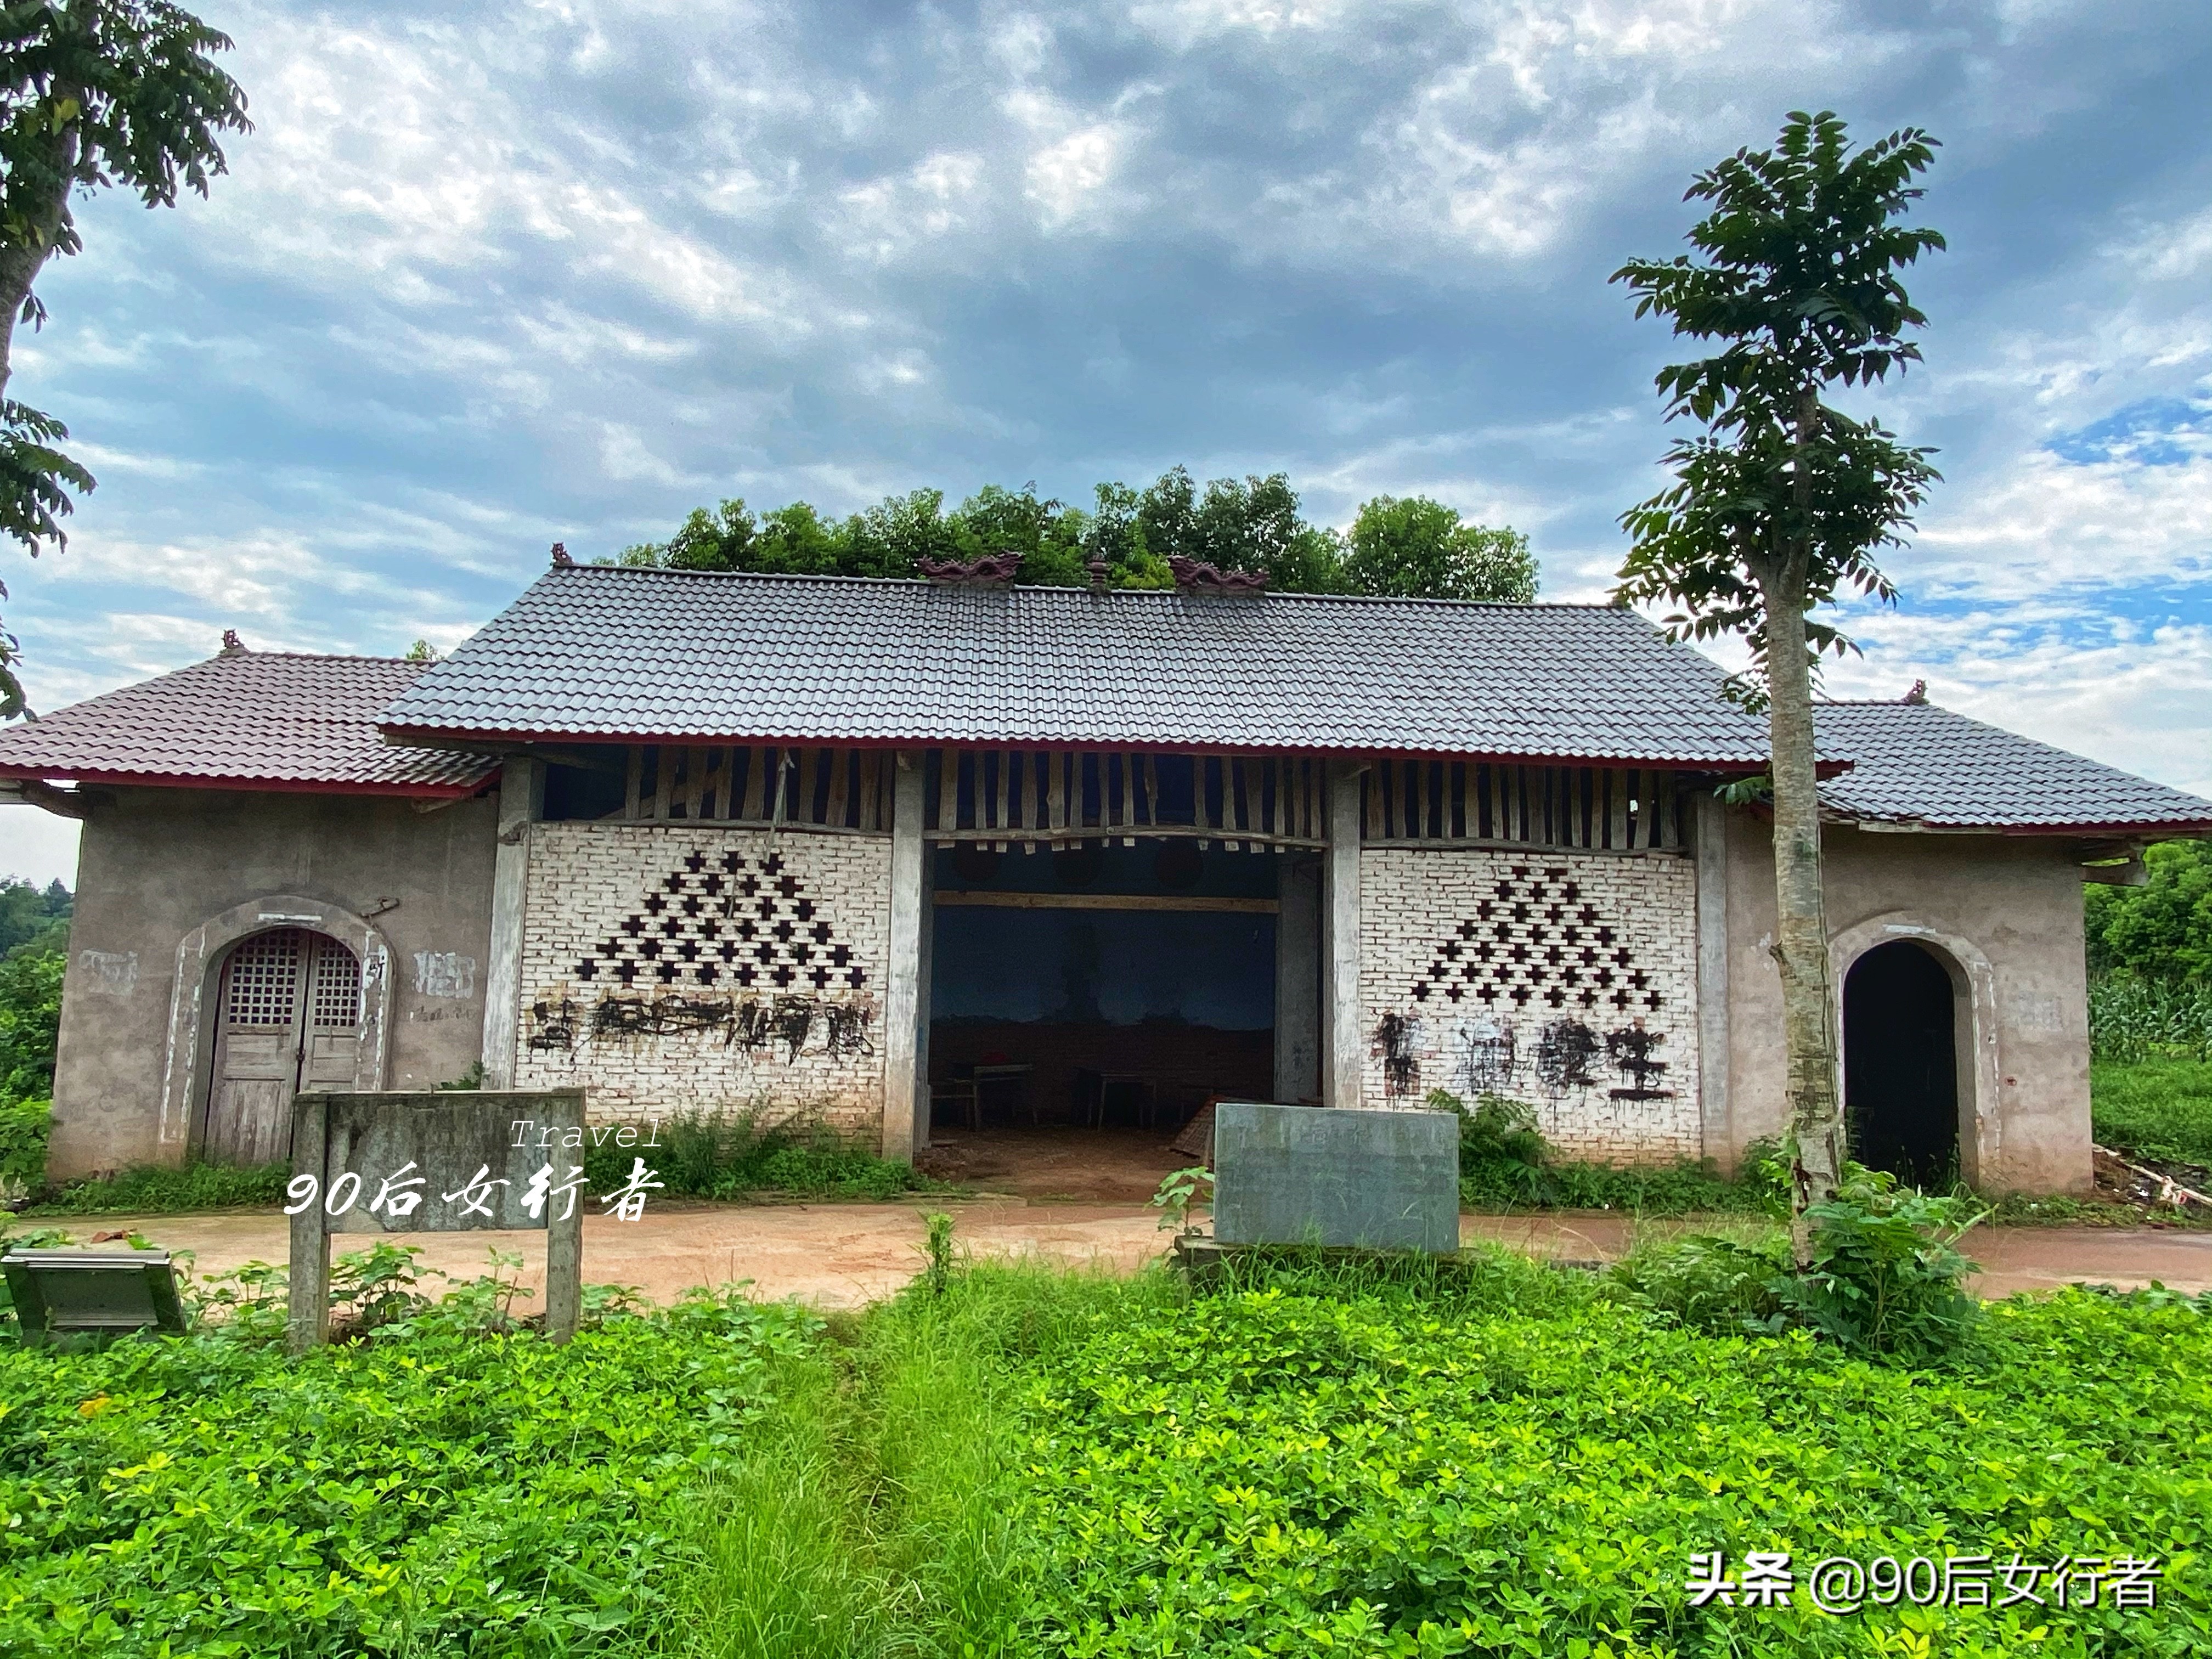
6, 1246, 2209, 1657
1010, 1256, 2211, 1658
0, 1280, 819, 1657
1435, 1087, 1787, 1215
1615, 1169, 1987, 1363
650, 1259, 1174, 1659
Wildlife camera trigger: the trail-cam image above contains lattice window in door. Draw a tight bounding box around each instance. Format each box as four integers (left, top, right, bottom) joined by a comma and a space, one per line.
311, 939, 363, 1030
225, 930, 304, 1025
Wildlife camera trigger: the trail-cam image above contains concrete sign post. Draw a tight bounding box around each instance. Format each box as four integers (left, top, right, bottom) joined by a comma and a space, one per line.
287, 1088, 587, 1353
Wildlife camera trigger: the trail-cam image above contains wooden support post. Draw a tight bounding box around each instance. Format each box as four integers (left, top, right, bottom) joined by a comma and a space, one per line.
286, 1093, 331, 1355
882, 752, 926, 1164
544, 1178, 583, 1346
481, 755, 543, 1088
1324, 760, 1365, 1111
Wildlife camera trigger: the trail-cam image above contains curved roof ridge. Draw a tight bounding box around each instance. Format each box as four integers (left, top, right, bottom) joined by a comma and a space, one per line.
552, 563, 1625, 611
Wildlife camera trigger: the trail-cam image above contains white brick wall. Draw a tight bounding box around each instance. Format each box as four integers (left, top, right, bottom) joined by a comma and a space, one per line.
515, 823, 892, 1134
1359, 847, 1702, 1163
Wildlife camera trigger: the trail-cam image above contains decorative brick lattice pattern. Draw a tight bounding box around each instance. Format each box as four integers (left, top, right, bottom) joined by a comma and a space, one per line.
516, 825, 892, 1133
1359, 847, 1701, 1162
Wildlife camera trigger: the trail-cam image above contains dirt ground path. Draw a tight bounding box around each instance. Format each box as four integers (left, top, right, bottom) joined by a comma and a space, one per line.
56, 1201, 2212, 1310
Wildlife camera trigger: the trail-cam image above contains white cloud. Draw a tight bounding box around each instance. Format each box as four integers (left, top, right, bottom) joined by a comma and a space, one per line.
1824, 612, 2212, 802
1907, 450, 2212, 602
595, 423, 691, 486
1024, 121, 1134, 226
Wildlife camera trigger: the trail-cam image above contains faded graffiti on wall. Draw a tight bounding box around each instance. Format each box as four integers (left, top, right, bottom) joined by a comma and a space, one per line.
529, 992, 875, 1063
1373, 1011, 1673, 1104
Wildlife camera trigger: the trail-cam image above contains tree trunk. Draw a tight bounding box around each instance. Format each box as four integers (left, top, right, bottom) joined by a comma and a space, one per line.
1759, 557, 1843, 1261
0, 98, 83, 402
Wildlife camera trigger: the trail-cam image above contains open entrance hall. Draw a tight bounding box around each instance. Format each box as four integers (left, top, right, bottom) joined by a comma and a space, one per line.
923, 836, 1321, 1170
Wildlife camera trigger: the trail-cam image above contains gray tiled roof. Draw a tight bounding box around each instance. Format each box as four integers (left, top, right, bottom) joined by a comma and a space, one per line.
1814, 702, 2212, 833
381, 567, 1782, 765
0, 652, 495, 794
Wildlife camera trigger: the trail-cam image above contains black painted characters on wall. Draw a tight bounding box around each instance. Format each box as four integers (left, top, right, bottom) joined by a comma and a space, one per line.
1372, 1011, 1673, 1104
528, 992, 873, 1062
1408, 864, 1663, 1017
571, 849, 868, 994
1373, 1012, 1421, 1099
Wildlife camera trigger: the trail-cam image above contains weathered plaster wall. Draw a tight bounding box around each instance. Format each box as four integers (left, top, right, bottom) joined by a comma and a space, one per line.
46, 787, 499, 1180
1720, 815, 2093, 1195
1358, 846, 1702, 1161
514, 823, 891, 1133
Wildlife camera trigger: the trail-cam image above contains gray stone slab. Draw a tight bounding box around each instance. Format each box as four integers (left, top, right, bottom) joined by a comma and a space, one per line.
1212, 1101, 1459, 1253
304, 1089, 585, 1233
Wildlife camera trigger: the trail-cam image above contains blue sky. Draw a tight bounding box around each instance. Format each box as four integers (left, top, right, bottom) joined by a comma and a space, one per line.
5, 0, 2210, 887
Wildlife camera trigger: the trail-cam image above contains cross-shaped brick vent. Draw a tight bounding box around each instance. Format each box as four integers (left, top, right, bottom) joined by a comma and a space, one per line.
572, 849, 867, 994
1409, 863, 1664, 1017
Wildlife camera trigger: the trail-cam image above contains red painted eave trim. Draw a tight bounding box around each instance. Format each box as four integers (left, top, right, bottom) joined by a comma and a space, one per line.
1842, 814, 2212, 838
377, 722, 1797, 774
1995, 818, 2212, 837
0, 764, 494, 799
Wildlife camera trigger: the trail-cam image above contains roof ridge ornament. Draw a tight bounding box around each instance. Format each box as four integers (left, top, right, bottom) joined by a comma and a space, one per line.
221, 629, 247, 655
1167, 555, 1267, 596
550, 541, 574, 567
917, 550, 1023, 586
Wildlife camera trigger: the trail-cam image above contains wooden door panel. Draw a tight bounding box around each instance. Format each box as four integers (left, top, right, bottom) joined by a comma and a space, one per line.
217, 1030, 295, 1081
303, 1032, 359, 1091
205, 929, 366, 1166
206, 929, 307, 1167
206, 1078, 291, 1166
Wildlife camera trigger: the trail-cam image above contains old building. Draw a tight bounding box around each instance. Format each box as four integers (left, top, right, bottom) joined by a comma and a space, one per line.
6, 560, 2208, 1194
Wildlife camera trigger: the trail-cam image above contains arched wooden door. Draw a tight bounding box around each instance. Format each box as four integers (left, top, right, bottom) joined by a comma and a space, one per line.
204, 928, 364, 1165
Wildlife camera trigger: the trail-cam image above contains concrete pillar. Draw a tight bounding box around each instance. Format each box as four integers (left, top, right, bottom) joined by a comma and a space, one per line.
1324, 761, 1365, 1110
914, 829, 935, 1155
1274, 853, 1321, 1101
881, 751, 926, 1163
1694, 789, 1733, 1168
479, 755, 543, 1088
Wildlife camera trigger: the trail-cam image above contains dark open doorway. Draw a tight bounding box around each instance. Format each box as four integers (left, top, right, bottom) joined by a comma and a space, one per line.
1842, 939, 1960, 1188
925, 838, 1313, 1156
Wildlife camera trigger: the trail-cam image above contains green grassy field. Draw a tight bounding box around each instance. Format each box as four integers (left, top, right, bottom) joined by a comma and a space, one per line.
2092, 1059, 2212, 1167
4, 1249, 2207, 1658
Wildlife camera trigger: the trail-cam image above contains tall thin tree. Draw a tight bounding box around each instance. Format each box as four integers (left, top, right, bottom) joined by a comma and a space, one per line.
1612, 111, 1943, 1253
0, 0, 249, 715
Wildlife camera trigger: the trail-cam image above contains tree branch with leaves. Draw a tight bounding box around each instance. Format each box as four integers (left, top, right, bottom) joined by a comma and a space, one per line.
1611, 110, 1943, 1256
0, 0, 249, 716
